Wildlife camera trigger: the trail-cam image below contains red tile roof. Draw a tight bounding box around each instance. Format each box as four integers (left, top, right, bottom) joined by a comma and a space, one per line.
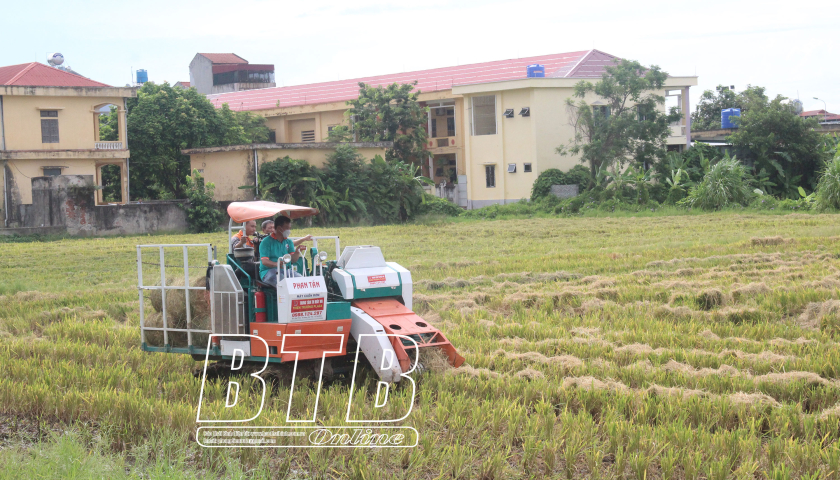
207, 49, 619, 111
199, 53, 248, 64
0, 62, 110, 87
801, 109, 837, 117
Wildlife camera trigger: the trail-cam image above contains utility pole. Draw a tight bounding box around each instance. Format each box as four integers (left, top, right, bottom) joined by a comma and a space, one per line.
814, 97, 827, 123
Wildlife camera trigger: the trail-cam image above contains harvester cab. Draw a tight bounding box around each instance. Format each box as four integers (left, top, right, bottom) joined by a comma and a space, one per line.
138, 201, 464, 383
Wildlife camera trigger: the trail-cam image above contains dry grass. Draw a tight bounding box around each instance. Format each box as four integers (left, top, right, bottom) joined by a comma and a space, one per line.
4, 214, 840, 478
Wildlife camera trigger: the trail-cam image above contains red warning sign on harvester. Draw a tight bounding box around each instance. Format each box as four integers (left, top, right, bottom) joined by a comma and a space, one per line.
367, 275, 386, 285
291, 298, 325, 318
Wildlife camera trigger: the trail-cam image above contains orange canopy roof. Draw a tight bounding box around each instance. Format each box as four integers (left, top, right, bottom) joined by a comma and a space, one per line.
227, 201, 318, 223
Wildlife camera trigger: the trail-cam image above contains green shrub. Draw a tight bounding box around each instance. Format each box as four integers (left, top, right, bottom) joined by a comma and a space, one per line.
666, 186, 686, 205
648, 183, 668, 203
183, 170, 224, 233
417, 194, 462, 216
815, 156, 840, 211
530, 169, 567, 201
683, 157, 752, 210
565, 165, 592, 191
530, 165, 590, 201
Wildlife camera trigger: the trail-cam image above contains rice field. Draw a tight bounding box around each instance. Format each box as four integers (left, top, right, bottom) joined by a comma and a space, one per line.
2, 212, 840, 479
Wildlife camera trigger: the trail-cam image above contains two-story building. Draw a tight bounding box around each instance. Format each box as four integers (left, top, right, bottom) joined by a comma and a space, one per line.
192, 49, 697, 208
0, 62, 136, 227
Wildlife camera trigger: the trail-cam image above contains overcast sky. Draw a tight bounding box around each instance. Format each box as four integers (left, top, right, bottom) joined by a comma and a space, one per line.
4, 0, 838, 114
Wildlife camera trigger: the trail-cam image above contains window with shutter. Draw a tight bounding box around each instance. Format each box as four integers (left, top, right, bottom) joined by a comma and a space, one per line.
472, 95, 496, 136
41, 119, 59, 143
431, 118, 437, 138
485, 165, 496, 188
301, 130, 315, 142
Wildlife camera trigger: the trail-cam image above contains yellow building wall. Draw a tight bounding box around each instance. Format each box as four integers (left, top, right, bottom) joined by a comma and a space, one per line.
287, 119, 316, 143
532, 86, 586, 174
191, 150, 253, 202
264, 110, 350, 143
4, 157, 109, 204
499, 89, 536, 202
191, 146, 389, 202
2, 95, 126, 151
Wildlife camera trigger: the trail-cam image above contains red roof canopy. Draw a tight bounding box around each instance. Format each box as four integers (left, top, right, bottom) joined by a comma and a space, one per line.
207, 49, 619, 111
227, 201, 318, 223
0, 62, 110, 87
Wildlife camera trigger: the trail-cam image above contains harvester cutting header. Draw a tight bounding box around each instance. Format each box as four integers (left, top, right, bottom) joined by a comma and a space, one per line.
138, 201, 464, 382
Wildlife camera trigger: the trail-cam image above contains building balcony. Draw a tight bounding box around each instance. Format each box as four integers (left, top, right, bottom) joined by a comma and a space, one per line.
95, 141, 124, 150
427, 136, 457, 151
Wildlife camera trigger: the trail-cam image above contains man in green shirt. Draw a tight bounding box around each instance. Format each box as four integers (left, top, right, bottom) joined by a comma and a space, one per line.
259, 215, 313, 285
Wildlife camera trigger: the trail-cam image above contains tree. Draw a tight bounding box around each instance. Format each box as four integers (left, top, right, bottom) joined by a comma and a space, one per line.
728, 96, 827, 197
183, 169, 224, 233
322, 145, 368, 222
364, 156, 429, 223
691, 85, 769, 131
126, 83, 270, 199
347, 82, 428, 166
557, 59, 681, 186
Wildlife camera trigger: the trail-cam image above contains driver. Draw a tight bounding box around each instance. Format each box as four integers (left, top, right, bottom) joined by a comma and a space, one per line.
259, 215, 313, 285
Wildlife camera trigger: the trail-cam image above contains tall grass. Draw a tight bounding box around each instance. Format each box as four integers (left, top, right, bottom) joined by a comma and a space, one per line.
2, 214, 840, 477
685, 156, 753, 210
816, 155, 840, 211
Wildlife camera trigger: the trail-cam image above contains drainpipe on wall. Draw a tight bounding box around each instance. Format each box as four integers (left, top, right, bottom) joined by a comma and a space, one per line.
253, 148, 259, 199
124, 98, 130, 202
683, 86, 692, 147
0, 95, 5, 151
3, 161, 8, 227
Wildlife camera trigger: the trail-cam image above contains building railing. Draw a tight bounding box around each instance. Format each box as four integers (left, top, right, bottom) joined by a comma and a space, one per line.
428, 136, 457, 149
95, 141, 124, 150
669, 125, 686, 137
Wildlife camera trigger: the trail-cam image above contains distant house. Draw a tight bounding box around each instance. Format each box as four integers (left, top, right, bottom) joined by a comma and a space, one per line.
173, 81, 191, 89
801, 109, 840, 125
191, 49, 696, 209
188, 53, 275, 95
0, 62, 136, 226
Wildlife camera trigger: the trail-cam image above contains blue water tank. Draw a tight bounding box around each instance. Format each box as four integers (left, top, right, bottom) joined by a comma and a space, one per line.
526, 64, 545, 78
136, 69, 148, 84
721, 108, 741, 129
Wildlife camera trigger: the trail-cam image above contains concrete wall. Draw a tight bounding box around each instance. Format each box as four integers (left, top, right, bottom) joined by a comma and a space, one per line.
5, 175, 187, 236
210, 82, 276, 95
189, 55, 214, 95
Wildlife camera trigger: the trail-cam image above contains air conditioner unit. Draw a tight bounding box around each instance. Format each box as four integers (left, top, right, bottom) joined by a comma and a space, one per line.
435, 108, 446, 116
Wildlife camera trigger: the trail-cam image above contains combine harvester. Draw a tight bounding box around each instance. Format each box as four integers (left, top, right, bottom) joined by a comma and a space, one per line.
138, 201, 464, 383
